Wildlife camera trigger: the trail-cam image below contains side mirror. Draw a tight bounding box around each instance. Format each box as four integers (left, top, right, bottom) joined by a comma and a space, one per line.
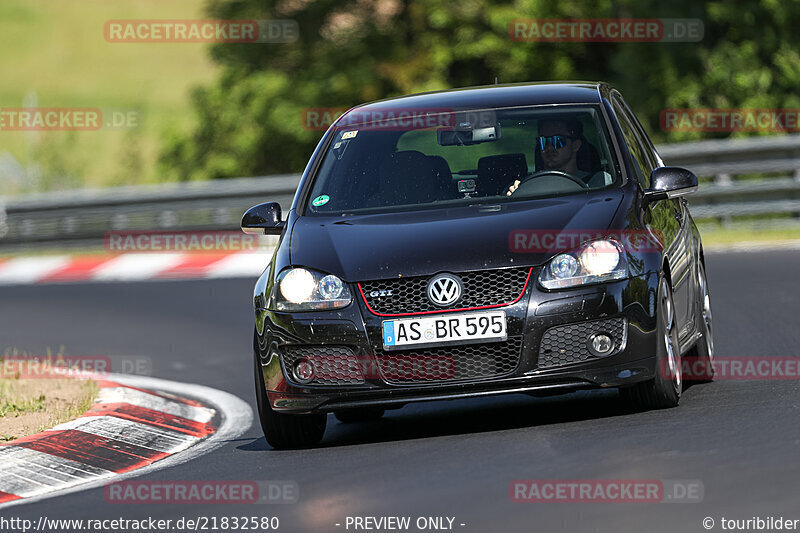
241, 202, 285, 235
643, 166, 698, 203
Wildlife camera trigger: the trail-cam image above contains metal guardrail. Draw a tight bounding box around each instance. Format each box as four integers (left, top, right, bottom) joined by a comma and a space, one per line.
0, 175, 300, 251
2, 135, 800, 251
658, 135, 800, 220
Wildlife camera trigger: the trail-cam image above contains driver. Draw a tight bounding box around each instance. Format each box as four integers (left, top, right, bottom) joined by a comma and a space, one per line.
506, 116, 608, 195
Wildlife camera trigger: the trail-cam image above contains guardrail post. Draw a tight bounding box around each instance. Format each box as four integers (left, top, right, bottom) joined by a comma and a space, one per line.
715, 173, 732, 186
714, 173, 733, 225
0, 202, 7, 239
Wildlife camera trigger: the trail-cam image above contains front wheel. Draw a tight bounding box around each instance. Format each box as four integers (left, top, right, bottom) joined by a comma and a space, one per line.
620, 279, 682, 409
686, 261, 715, 383
253, 340, 326, 449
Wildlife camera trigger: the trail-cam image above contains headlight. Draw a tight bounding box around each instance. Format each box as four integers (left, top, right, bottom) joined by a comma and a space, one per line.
539, 239, 628, 289
276, 268, 352, 311
579, 240, 621, 275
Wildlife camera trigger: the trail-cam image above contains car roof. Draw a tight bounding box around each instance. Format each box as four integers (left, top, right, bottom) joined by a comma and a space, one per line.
339, 82, 611, 120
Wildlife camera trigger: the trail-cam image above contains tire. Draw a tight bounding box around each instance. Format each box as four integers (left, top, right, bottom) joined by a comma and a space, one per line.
620, 278, 682, 409
253, 339, 326, 449
686, 261, 715, 383
334, 408, 385, 423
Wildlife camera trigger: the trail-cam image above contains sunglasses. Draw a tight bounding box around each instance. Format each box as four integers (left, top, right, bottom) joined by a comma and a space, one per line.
537, 135, 573, 150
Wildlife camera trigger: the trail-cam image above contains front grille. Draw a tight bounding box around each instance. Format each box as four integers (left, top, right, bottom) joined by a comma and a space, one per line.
360, 267, 531, 315
280, 345, 364, 385
373, 336, 524, 384
538, 318, 627, 369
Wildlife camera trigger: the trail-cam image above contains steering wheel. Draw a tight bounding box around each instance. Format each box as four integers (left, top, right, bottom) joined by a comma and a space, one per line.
517, 170, 589, 189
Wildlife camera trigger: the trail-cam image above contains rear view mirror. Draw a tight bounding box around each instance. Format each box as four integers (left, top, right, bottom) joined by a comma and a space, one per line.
643, 167, 698, 203
241, 202, 285, 235
437, 110, 501, 146
437, 127, 499, 145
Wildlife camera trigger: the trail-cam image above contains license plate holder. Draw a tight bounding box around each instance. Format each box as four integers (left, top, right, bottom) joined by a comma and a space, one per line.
381, 310, 507, 350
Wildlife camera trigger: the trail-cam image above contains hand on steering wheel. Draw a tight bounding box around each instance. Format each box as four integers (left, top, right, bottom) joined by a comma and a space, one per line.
506, 170, 588, 196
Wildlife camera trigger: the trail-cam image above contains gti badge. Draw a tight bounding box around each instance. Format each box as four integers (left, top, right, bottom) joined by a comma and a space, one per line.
370, 289, 393, 298
427, 273, 462, 307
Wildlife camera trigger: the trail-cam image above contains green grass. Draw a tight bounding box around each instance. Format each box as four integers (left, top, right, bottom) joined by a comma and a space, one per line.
0, 369, 98, 439
57, 383, 98, 429
699, 225, 800, 246
0, 0, 219, 193
0, 394, 46, 418
0, 247, 107, 259
0, 377, 47, 417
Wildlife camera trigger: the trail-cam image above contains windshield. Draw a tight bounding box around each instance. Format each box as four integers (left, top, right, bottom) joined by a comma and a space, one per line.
305, 105, 619, 215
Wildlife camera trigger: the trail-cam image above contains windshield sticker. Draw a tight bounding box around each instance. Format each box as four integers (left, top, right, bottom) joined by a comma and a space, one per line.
341, 130, 358, 139
312, 195, 330, 207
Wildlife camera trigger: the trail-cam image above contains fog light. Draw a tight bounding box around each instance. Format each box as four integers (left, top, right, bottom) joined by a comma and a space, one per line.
589, 333, 614, 356
293, 359, 315, 384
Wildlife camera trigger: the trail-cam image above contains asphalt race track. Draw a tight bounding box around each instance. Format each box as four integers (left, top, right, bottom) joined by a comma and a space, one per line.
2, 249, 799, 532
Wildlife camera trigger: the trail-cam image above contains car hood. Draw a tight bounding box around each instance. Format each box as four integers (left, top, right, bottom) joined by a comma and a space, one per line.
289, 190, 624, 281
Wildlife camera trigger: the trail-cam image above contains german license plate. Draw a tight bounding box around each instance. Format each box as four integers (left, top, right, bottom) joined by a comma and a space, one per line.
382, 311, 507, 349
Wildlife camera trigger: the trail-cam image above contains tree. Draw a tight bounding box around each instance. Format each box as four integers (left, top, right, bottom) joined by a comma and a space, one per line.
160, 0, 800, 180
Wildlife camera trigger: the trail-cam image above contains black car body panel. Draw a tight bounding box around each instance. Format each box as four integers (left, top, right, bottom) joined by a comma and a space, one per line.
289, 189, 625, 280
250, 82, 706, 416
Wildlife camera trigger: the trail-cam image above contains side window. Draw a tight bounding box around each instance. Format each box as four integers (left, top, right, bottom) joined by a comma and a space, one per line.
611, 94, 653, 188
620, 98, 662, 171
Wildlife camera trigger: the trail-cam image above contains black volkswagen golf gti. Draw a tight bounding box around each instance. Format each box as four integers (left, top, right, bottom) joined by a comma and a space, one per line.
242, 82, 714, 449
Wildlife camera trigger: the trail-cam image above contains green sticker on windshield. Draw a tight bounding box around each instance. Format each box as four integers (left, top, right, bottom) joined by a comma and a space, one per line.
312, 195, 330, 207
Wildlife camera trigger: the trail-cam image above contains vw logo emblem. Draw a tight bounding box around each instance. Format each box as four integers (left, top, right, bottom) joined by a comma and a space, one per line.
427, 273, 462, 307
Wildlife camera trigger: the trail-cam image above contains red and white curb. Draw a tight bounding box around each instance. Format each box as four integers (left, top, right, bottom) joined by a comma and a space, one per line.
0, 374, 252, 509
0, 250, 273, 286
4, 241, 797, 286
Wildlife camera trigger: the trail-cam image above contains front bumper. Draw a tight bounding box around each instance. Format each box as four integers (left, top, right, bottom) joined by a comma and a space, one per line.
255, 271, 660, 413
